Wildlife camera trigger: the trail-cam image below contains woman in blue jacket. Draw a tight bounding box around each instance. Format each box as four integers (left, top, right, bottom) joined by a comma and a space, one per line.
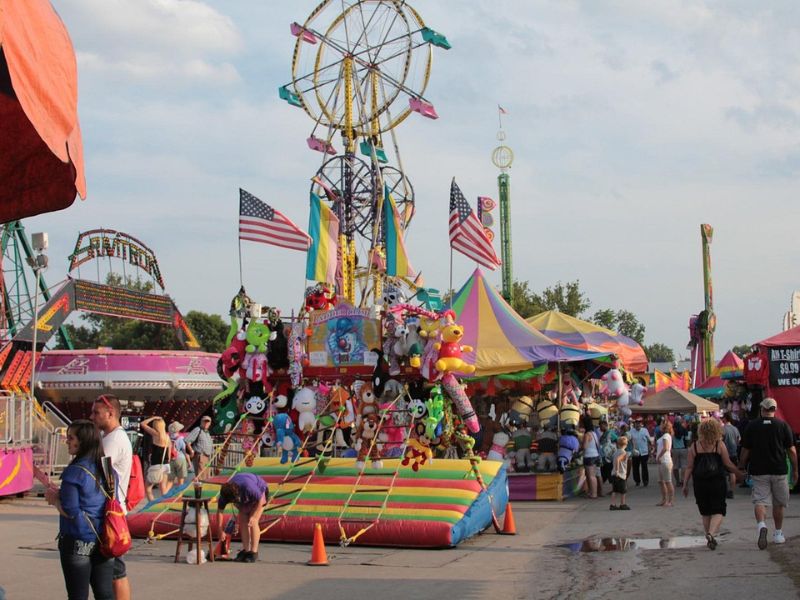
45, 420, 113, 599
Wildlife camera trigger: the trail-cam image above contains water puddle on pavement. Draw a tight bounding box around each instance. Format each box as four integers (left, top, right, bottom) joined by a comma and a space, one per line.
556, 533, 728, 553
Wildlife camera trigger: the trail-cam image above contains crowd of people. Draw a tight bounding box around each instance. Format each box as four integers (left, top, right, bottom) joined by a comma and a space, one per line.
580, 397, 798, 551
36, 390, 800, 597
41, 396, 235, 599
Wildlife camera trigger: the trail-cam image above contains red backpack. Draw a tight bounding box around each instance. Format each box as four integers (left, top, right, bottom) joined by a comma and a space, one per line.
79, 466, 133, 558
126, 455, 145, 511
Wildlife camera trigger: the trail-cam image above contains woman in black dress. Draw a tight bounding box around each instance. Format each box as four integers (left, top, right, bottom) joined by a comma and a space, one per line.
682, 418, 743, 550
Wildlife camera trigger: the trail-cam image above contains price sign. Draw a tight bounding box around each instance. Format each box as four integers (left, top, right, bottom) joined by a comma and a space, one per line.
769, 346, 800, 387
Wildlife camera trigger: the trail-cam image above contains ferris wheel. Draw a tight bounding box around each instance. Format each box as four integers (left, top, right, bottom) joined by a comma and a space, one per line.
280, 0, 449, 304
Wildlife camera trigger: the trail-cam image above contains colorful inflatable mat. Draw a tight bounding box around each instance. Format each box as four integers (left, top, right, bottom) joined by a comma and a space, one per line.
129, 458, 508, 548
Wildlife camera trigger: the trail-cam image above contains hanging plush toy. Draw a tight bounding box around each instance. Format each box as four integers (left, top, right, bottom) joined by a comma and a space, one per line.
355, 413, 383, 470
536, 397, 559, 430
487, 429, 510, 461
629, 378, 646, 407
303, 283, 336, 314
382, 312, 403, 376
241, 306, 276, 390
287, 322, 307, 389
602, 366, 631, 417
370, 350, 391, 398
404, 320, 423, 369
559, 403, 581, 432
423, 385, 445, 440
273, 413, 301, 464
379, 380, 407, 457
402, 423, 434, 471
418, 315, 442, 381
292, 387, 317, 434
434, 311, 476, 375
440, 373, 479, 433
212, 394, 239, 434
557, 430, 580, 473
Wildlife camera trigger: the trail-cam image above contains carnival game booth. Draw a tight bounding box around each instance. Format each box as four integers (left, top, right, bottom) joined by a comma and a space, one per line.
745, 325, 800, 434
129, 457, 507, 548
449, 269, 608, 501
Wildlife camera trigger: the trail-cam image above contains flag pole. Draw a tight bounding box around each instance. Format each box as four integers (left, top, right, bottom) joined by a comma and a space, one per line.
238, 236, 243, 287
449, 248, 453, 307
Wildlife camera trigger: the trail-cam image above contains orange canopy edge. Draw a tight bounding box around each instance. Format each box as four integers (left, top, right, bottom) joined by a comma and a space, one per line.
0, 0, 86, 222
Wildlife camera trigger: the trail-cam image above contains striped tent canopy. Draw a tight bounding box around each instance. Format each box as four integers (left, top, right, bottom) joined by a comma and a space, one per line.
692, 350, 744, 398
449, 269, 606, 377
526, 310, 648, 373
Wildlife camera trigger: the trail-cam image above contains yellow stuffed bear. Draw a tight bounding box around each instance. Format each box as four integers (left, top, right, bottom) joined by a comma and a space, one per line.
433, 316, 475, 375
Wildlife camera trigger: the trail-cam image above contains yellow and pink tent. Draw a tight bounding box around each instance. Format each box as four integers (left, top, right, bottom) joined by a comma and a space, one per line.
692, 350, 744, 398
449, 269, 606, 377
526, 310, 648, 373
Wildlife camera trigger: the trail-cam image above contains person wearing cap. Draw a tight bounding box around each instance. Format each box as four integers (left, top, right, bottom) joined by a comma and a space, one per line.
185, 416, 214, 476
739, 398, 799, 549
217, 473, 268, 563
168, 421, 189, 486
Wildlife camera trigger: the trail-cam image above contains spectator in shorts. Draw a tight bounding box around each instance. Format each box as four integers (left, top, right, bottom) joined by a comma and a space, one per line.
610, 436, 630, 510
168, 421, 189, 487
217, 472, 268, 563
581, 414, 602, 498
140, 416, 172, 501
656, 420, 675, 506
672, 416, 689, 486
186, 415, 214, 477
90, 395, 132, 600
739, 398, 799, 549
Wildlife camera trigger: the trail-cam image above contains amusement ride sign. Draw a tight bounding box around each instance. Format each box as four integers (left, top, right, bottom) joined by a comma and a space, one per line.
768, 346, 800, 387
68, 229, 165, 290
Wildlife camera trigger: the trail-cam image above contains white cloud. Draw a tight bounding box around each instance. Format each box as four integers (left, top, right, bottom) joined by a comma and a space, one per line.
55, 0, 242, 82
26, 0, 800, 361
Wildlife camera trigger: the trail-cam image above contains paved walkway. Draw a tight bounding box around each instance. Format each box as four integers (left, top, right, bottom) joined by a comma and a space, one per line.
1, 467, 798, 599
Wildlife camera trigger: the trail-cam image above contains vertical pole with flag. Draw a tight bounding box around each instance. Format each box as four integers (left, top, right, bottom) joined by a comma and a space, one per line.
306, 192, 340, 285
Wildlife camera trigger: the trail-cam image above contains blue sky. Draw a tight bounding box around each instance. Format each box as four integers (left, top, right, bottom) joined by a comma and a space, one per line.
32, 0, 800, 358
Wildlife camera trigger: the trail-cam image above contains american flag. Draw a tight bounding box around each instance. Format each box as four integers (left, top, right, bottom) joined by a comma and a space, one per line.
239, 188, 311, 252
449, 179, 501, 270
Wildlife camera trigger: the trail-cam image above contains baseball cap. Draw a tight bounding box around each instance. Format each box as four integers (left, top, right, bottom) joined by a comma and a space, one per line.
760, 398, 777, 411
201, 415, 212, 422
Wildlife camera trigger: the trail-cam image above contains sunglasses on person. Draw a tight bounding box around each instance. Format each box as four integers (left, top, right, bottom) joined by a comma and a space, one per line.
96, 395, 114, 411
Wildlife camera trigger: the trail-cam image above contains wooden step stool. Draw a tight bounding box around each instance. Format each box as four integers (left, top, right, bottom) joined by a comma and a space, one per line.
174, 497, 215, 564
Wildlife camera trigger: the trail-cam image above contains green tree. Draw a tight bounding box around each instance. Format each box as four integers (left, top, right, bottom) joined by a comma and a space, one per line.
732, 344, 752, 359
185, 311, 230, 353
511, 280, 544, 318
592, 309, 646, 344
530, 280, 590, 318
643, 342, 675, 363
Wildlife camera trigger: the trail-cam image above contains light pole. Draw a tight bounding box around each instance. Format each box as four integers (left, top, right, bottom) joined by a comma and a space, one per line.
26, 232, 48, 401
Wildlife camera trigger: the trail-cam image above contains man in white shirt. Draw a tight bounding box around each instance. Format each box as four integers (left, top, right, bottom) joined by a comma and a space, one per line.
91, 395, 132, 600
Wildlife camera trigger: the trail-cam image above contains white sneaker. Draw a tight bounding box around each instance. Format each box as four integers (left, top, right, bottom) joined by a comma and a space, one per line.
773, 531, 786, 544
758, 526, 768, 550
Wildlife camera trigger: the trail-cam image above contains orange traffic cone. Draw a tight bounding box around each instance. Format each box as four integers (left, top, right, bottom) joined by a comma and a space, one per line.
500, 503, 517, 535
307, 523, 329, 566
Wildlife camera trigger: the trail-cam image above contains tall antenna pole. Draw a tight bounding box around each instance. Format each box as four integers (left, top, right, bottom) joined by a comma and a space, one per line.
492, 107, 514, 304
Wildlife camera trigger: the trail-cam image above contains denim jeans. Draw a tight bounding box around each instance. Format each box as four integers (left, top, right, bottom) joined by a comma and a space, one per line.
58, 536, 114, 600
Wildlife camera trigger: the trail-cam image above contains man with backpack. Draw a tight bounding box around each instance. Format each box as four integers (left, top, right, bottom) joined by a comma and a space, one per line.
90, 395, 133, 600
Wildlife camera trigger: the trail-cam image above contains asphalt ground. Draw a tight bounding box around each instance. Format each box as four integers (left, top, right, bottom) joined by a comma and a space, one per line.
1, 466, 799, 600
